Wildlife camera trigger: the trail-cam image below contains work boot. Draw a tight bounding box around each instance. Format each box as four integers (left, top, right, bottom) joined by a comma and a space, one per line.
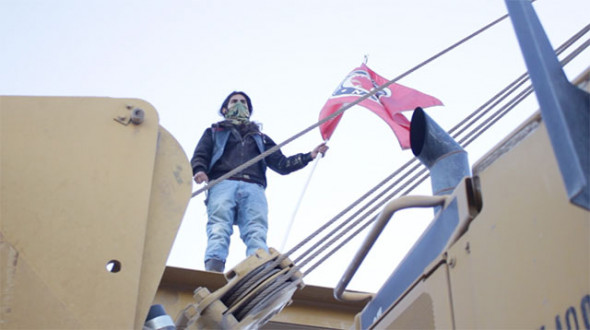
204, 258, 225, 272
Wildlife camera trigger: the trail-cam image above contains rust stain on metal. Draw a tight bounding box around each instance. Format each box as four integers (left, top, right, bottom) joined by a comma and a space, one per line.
1, 232, 19, 321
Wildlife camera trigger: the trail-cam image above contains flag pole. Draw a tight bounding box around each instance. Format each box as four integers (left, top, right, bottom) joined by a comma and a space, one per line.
279, 141, 326, 252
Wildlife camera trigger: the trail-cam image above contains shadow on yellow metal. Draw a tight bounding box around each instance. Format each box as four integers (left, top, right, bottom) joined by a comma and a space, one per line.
0, 96, 193, 329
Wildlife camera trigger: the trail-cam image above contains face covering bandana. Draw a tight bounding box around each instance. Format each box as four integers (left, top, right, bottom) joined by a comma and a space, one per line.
224, 101, 250, 124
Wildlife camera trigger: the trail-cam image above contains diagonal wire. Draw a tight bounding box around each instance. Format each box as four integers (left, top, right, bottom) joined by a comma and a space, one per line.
190, 12, 512, 198
201, 18, 589, 301
298, 34, 589, 278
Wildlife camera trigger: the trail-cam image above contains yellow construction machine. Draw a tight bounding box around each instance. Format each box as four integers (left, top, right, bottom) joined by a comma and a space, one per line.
1, 0, 588, 329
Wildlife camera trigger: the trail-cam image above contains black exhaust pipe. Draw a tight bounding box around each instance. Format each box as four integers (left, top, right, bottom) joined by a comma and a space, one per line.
410, 107, 470, 197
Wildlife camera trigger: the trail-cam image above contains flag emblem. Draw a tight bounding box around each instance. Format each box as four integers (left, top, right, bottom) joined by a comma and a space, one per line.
319, 63, 443, 149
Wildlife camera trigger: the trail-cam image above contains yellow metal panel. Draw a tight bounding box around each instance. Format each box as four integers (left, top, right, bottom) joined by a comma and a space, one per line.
134, 127, 193, 328
268, 302, 360, 329
0, 96, 188, 328
447, 117, 590, 329
371, 263, 454, 329
0, 243, 81, 328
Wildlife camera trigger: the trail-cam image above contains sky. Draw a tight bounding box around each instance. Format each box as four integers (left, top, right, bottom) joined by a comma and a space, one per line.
1, 0, 588, 293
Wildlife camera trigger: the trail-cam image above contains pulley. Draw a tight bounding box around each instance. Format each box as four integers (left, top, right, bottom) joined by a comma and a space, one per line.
175, 248, 303, 330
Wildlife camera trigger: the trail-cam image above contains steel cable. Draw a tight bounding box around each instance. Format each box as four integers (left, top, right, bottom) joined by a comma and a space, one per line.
190, 11, 513, 199
297, 33, 589, 279
190, 12, 588, 303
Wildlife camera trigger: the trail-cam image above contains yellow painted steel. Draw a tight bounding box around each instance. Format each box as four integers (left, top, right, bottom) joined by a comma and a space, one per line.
356, 176, 479, 329
0, 96, 192, 329
2, 67, 587, 329
370, 264, 454, 329
355, 69, 590, 330
447, 115, 589, 329
371, 112, 589, 329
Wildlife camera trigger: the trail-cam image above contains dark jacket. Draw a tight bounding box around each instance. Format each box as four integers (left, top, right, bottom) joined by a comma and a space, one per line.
191, 121, 313, 188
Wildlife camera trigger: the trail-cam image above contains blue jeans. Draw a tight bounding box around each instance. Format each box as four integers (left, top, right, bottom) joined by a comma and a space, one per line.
204, 179, 269, 263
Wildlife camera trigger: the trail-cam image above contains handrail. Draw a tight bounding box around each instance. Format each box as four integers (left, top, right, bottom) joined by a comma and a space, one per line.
334, 195, 448, 302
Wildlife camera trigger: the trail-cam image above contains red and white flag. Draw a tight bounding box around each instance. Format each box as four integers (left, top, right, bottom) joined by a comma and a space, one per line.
318, 63, 443, 149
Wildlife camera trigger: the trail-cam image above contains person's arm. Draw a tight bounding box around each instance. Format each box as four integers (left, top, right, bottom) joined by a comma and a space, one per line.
191, 128, 214, 183
263, 135, 328, 175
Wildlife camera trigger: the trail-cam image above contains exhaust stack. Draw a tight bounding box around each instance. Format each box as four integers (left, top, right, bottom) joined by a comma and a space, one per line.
410, 107, 470, 196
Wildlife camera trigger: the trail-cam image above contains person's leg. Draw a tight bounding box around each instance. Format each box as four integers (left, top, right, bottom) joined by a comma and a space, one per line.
235, 182, 269, 256
204, 180, 238, 271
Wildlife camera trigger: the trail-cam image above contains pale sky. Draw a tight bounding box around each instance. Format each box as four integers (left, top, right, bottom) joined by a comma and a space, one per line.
1, 0, 588, 293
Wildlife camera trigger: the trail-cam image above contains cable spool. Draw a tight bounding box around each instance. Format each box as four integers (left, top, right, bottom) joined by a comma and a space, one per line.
175, 248, 303, 330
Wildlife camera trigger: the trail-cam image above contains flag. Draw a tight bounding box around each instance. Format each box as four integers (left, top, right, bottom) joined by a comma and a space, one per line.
318, 63, 443, 149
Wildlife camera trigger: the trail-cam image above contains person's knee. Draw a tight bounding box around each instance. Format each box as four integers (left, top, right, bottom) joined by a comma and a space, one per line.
241, 225, 267, 240
208, 222, 232, 237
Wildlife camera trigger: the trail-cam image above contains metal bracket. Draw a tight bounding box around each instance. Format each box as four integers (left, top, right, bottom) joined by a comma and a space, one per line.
114, 106, 145, 126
